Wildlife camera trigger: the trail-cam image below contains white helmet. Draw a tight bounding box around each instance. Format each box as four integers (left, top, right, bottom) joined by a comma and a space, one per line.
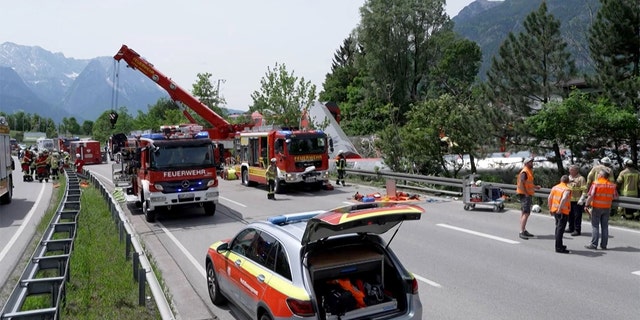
600, 157, 612, 165
76, 153, 81, 158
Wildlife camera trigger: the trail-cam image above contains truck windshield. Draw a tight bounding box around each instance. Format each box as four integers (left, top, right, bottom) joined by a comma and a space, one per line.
287, 136, 326, 155
151, 145, 214, 169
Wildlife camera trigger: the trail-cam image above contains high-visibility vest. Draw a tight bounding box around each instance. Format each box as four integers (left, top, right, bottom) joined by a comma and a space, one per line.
266, 164, 277, 180
616, 168, 639, 197
590, 178, 616, 209
336, 157, 346, 170
549, 183, 571, 215
516, 166, 535, 196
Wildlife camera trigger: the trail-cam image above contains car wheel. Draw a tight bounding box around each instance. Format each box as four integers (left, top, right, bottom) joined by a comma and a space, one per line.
463, 204, 470, 211
206, 261, 227, 305
203, 201, 216, 216
259, 313, 273, 320
143, 201, 156, 222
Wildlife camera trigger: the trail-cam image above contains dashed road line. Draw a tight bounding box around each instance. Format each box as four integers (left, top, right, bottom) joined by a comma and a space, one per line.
437, 223, 520, 244
413, 273, 442, 288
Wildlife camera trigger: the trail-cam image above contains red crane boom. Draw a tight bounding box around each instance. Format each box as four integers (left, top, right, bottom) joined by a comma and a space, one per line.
113, 44, 251, 139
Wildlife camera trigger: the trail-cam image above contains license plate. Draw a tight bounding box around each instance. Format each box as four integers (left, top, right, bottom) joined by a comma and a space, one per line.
304, 177, 317, 183
178, 193, 194, 199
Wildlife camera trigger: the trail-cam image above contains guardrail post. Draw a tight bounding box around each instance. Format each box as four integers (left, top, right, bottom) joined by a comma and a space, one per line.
133, 252, 139, 282
126, 234, 132, 261
119, 221, 124, 242
138, 269, 146, 306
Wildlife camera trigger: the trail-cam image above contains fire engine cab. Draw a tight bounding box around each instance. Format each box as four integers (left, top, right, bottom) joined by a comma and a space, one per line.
235, 128, 332, 193
112, 124, 219, 222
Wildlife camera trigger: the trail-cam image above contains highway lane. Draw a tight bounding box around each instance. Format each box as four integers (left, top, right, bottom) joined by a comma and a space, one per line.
0, 156, 53, 306
86, 163, 640, 320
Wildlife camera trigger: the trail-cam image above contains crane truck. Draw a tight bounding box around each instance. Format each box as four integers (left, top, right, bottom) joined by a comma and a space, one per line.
113, 44, 333, 193
112, 124, 219, 222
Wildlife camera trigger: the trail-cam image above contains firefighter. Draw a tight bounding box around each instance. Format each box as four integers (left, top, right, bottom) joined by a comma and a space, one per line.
335, 150, 346, 186
616, 159, 640, 219
49, 151, 60, 180
74, 153, 85, 174
21, 148, 33, 182
266, 157, 277, 200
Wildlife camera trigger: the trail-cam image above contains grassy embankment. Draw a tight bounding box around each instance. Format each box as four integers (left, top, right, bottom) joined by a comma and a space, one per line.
17, 175, 160, 319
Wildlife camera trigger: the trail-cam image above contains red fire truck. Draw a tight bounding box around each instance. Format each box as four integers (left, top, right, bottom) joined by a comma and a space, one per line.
234, 128, 331, 193
58, 136, 80, 154
69, 140, 103, 165
114, 45, 251, 168
113, 45, 332, 194
112, 124, 218, 222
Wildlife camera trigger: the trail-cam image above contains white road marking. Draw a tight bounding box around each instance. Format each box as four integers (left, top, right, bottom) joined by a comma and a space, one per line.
437, 223, 520, 244
632, 271, 640, 277
413, 273, 442, 288
0, 183, 47, 263
221, 196, 246, 208
160, 224, 207, 279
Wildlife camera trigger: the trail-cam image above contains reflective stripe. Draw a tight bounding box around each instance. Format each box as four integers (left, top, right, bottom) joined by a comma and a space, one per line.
617, 169, 639, 197
550, 183, 571, 214
591, 180, 616, 208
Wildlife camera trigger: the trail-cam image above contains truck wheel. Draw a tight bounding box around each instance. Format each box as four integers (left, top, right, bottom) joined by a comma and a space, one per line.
203, 202, 216, 216
0, 176, 12, 204
143, 201, 156, 222
242, 169, 249, 186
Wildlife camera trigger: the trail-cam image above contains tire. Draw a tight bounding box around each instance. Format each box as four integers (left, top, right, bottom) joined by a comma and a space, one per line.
493, 205, 500, 212
203, 202, 216, 216
206, 261, 227, 306
0, 176, 12, 204
463, 204, 470, 211
259, 313, 273, 320
143, 201, 156, 222
242, 169, 249, 186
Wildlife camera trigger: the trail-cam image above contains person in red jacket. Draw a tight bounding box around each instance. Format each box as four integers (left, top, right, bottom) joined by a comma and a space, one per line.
74, 153, 85, 174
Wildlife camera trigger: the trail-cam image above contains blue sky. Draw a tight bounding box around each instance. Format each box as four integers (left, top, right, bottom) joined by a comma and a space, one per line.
1, 0, 479, 111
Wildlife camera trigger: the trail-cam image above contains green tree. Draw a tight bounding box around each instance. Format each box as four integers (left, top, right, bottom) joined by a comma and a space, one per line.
191, 72, 227, 118
319, 35, 360, 104
92, 107, 135, 144
589, 0, 640, 164
356, 0, 451, 124
134, 98, 184, 130
250, 62, 317, 127
486, 1, 575, 115
81, 120, 94, 136
485, 1, 576, 170
61, 117, 81, 135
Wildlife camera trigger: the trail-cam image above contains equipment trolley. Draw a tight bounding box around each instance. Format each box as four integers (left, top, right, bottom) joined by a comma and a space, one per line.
462, 174, 505, 212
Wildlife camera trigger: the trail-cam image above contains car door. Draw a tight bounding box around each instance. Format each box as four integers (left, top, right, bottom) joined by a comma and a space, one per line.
235, 231, 275, 315
226, 228, 259, 308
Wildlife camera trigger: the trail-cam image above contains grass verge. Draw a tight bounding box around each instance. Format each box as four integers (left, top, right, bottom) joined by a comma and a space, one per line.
62, 185, 159, 319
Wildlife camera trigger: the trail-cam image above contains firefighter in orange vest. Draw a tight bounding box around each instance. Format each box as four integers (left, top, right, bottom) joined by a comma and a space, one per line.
584, 169, 618, 250
516, 157, 541, 240
548, 175, 572, 253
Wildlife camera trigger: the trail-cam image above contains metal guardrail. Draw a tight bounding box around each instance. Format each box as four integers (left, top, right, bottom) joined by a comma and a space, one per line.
346, 168, 640, 210
85, 172, 174, 320
1, 168, 80, 320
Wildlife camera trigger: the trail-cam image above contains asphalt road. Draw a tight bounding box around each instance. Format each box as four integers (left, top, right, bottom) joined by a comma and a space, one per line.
0, 157, 53, 305
3, 160, 640, 319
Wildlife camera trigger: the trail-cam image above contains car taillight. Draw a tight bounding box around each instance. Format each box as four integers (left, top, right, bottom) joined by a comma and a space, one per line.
286, 298, 315, 317
411, 277, 419, 294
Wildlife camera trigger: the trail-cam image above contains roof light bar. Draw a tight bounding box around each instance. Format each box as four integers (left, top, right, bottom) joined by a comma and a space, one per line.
268, 210, 325, 225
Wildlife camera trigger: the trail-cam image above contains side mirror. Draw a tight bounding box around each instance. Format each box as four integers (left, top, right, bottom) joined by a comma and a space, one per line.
329, 137, 334, 153
216, 242, 229, 253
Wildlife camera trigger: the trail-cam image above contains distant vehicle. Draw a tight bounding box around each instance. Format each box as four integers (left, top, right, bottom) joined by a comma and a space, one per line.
69, 140, 103, 165
36, 137, 56, 152
0, 117, 15, 204
205, 202, 424, 320
58, 136, 80, 154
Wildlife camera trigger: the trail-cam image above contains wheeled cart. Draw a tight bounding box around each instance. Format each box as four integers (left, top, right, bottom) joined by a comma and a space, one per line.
462, 174, 504, 212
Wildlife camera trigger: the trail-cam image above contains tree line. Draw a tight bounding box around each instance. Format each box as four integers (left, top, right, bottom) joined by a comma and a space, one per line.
4, 0, 637, 180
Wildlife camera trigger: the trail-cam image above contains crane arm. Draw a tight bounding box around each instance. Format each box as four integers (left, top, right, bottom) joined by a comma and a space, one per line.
113, 44, 251, 139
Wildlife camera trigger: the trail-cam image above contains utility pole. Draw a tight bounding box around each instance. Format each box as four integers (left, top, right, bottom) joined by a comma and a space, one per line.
216, 79, 226, 105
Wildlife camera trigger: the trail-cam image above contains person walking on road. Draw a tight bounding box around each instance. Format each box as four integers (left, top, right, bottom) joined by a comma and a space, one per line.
616, 159, 639, 220
266, 158, 277, 200
584, 169, 618, 250
548, 175, 572, 253
517, 157, 541, 240
335, 151, 347, 186
567, 165, 587, 235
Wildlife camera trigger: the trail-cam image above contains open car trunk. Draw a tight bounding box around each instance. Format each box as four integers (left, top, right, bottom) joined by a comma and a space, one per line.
306, 242, 409, 320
